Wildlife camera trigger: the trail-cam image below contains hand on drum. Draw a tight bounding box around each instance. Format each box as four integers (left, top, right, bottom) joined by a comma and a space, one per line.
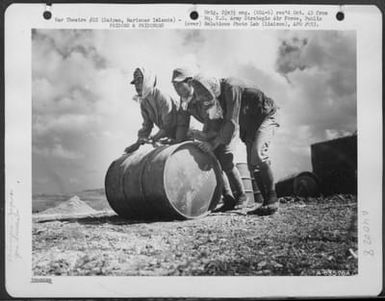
188, 129, 208, 141
124, 137, 150, 154
138, 137, 150, 144
124, 142, 140, 154
197, 141, 213, 153
158, 137, 174, 145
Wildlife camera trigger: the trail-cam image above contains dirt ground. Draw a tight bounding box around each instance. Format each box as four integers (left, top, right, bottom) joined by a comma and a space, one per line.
33, 194, 357, 276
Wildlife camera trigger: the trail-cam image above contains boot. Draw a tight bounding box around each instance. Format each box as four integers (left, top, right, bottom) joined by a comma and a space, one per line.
213, 172, 236, 212
249, 162, 279, 216
234, 193, 248, 210
251, 191, 279, 216
214, 194, 236, 212
226, 167, 248, 209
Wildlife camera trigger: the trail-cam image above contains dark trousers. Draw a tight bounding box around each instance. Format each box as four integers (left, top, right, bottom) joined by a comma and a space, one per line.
214, 142, 245, 198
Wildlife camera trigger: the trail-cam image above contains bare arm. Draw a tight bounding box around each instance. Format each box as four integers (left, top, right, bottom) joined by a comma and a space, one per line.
174, 110, 191, 143
214, 84, 241, 146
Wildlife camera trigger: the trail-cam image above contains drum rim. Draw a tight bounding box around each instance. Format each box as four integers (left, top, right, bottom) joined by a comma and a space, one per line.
163, 141, 223, 219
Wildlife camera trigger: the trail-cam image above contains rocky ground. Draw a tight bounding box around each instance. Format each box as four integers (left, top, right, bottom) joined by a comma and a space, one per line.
33, 194, 357, 276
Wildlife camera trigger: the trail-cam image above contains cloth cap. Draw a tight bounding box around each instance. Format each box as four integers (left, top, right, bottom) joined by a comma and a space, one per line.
130, 68, 143, 84
172, 67, 195, 82
192, 74, 221, 100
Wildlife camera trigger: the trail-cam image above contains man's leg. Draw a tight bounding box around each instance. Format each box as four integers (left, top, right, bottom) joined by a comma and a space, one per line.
221, 171, 236, 204
260, 160, 278, 206
246, 142, 265, 204
212, 148, 236, 212
222, 171, 232, 196
247, 115, 279, 215
226, 167, 248, 209
214, 144, 247, 211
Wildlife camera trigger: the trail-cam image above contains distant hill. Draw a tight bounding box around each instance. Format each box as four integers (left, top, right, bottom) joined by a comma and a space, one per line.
32, 188, 111, 213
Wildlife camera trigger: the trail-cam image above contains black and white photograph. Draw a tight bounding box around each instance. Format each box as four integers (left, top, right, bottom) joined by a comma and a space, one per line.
4, 3, 382, 298
31, 28, 358, 276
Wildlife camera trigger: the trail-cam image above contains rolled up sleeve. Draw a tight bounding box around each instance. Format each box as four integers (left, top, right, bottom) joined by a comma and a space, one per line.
158, 92, 176, 132
137, 105, 153, 139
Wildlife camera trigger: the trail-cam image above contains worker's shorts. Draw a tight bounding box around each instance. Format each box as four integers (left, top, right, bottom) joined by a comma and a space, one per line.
214, 138, 237, 173
245, 112, 279, 171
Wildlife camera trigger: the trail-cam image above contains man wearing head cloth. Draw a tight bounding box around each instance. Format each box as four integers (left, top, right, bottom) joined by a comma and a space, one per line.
174, 68, 280, 216
172, 68, 248, 211
124, 67, 180, 153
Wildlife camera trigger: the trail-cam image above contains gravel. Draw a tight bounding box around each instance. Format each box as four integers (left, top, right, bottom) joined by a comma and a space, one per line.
33, 194, 358, 276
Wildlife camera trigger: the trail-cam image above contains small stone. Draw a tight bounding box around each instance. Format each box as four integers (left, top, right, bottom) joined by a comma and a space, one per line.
257, 261, 267, 268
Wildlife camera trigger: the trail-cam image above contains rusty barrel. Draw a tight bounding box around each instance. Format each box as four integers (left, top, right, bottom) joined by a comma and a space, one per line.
235, 162, 255, 204
275, 171, 320, 197
105, 141, 223, 220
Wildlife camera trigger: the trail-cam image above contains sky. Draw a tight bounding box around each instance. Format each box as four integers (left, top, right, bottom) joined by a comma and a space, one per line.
32, 29, 356, 194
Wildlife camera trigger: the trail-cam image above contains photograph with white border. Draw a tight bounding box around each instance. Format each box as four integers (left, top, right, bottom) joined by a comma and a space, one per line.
4, 3, 382, 298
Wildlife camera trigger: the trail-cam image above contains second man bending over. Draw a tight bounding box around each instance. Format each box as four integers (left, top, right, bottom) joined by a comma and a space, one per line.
172, 68, 248, 211
173, 68, 280, 216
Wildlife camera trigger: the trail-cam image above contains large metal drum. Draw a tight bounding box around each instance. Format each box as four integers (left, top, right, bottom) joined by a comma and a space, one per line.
105, 142, 223, 220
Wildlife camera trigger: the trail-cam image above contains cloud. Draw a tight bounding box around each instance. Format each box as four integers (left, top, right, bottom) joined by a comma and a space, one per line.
325, 129, 353, 141
33, 143, 84, 160
276, 36, 308, 76
266, 31, 356, 179
274, 31, 356, 125
182, 30, 206, 50
32, 29, 142, 193
32, 29, 107, 68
